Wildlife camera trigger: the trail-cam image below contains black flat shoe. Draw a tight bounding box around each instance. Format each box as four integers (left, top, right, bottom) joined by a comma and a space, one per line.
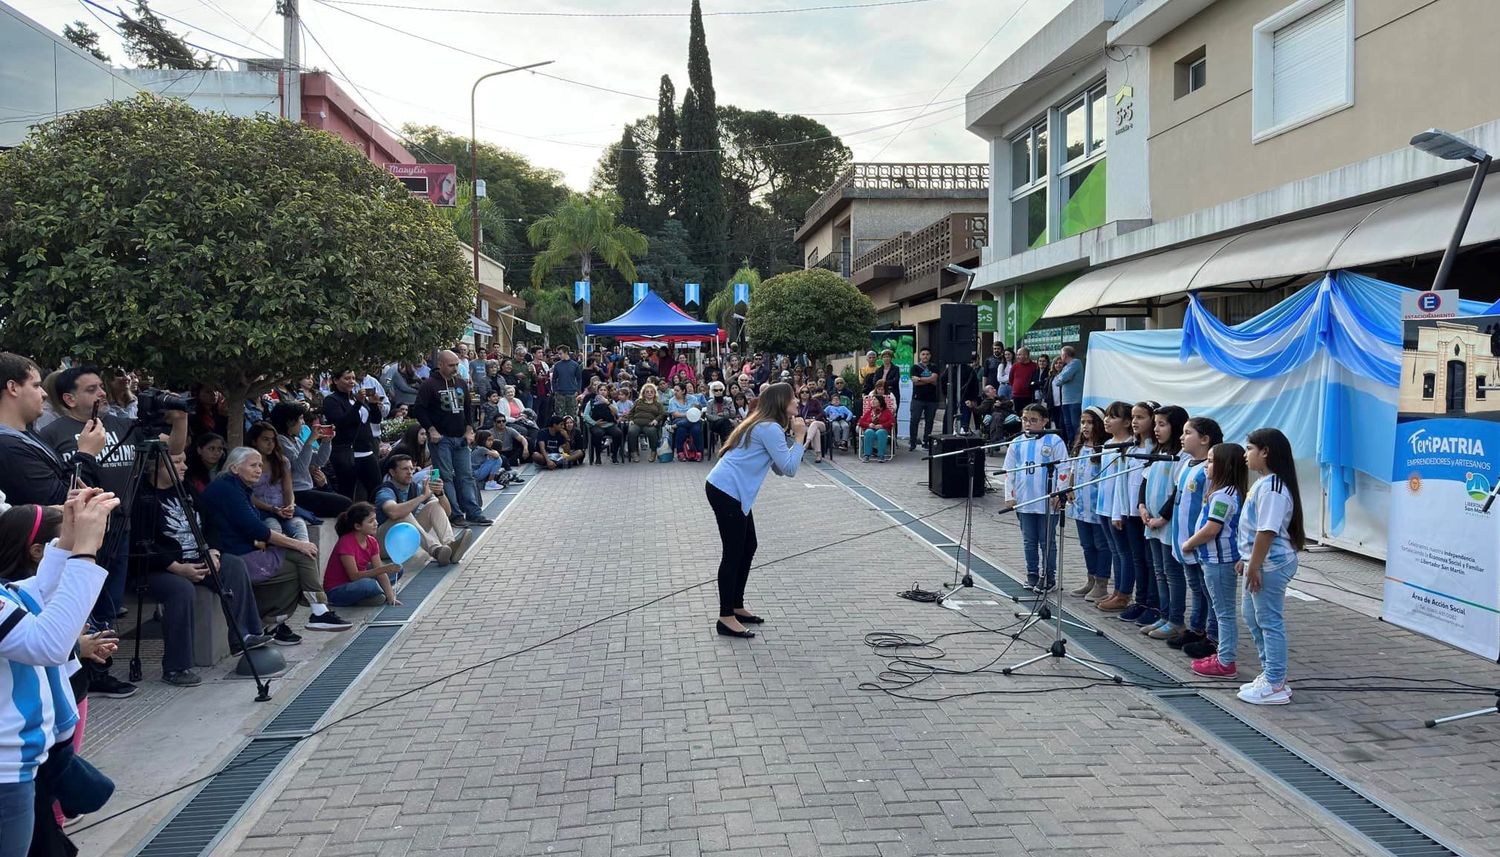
716, 620, 756, 639
733, 613, 765, 624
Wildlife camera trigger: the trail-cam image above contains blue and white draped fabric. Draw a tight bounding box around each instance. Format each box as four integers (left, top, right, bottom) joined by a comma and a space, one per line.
1084, 271, 1491, 558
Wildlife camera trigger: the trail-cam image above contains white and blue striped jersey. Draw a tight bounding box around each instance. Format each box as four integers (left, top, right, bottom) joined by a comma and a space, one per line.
0, 545, 104, 783
1143, 451, 1187, 544
1195, 486, 1242, 565
1238, 474, 1299, 566
1116, 440, 1154, 525
1004, 432, 1068, 515
1093, 447, 1126, 521
1171, 459, 1207, 564
1065, 454, 1101, 523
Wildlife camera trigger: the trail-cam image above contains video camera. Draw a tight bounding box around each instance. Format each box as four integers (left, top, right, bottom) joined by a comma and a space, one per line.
137, 387, 195, 429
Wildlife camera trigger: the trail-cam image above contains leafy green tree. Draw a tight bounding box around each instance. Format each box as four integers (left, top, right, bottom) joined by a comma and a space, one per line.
635, 220, 705, 304
117, 1, 215, 70
0, 95, 472, 445
745, 268, 876, 362
615, 125, 653, 232
654, 75, 680, 220
705, 263, 761, 337
719, 106, 851, 226
401, 125, 570, 266
520, 286, 580, 349
63, 21, 110, 62
526, 193, 649, 289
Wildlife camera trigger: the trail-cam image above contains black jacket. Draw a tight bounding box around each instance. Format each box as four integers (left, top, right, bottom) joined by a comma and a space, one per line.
0, 428, 99, 506
322, 393, 377, 454
413, 374, 473, 439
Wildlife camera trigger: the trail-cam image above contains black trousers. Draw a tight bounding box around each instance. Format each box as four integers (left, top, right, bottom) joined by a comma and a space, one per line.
331, 447, 381, 501
706, 482, 757, 616
294, 487, 353, 519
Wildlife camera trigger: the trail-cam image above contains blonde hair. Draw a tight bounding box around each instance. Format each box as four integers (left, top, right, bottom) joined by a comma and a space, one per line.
640, 383, 659, 401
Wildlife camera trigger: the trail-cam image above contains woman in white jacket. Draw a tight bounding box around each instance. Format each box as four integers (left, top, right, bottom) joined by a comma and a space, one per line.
0, 489, 117, 857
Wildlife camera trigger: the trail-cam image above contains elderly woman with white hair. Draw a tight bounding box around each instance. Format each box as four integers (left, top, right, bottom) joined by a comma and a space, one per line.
704, 380, 738, 448
199, 447, 350, 643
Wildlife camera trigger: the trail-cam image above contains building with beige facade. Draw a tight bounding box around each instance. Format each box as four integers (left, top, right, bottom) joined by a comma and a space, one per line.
966, 0, 1500, 346
1399, 320, 1500, 418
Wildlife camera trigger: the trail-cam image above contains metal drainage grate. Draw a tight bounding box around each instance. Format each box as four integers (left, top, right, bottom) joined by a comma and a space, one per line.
132, 737, 300, 857
824, 464, 1465, 857
261, 624, 400, 734
374, 567, 452, 623
1156, 694, 1460, 857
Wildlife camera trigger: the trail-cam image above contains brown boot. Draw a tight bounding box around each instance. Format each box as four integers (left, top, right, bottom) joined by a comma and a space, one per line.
1096, 592, 1129, 612
1069, 576, 1096, 597
1083, 579, 1111, 602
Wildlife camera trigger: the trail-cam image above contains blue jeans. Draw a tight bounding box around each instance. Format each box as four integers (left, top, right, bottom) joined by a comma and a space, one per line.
1101, 521, 1133, 594
1074, 520, 1110, 580
1147, 538, 1185, 625
475, 457, 502, 482
672, 418, 703, 454
1018, 512, 1057, 584
861, 428, 889, 458
1183, 562, 1214, 636
1203, 561, 1239, 665
0, 779, 34, 857
1057, 403, 1081, 448
1243, 558, 1297, 685
326, 571, 402, 607
431, 436, 483, 518
1122, 518, 1156, 608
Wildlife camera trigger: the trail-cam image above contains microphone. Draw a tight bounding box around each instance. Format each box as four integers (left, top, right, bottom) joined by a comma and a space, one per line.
1125, 452, 1178, 462
1102, 440, 1133, 450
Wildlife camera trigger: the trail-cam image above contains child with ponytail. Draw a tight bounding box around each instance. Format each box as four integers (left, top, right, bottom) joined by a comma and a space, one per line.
1183, 442, 1248, 679
1230, 428, 1305, 705
1065, 406, 1111, 600
1139, 405, 1189, 640
1093, 402, 1136, 612
1169, 416, 1222, 652
323, 503, 405, 608
1117, 401, 1161, 627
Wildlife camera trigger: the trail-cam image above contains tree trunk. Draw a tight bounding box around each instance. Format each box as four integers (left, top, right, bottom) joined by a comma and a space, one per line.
225, 382, 249, 448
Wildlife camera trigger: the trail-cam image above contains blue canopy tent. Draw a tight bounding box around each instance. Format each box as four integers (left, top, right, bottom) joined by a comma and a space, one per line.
1083, 271, 1491, 558
584, 290, 719, 338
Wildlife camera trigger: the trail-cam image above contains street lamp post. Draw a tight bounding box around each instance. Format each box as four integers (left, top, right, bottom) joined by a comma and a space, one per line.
1410, 129, 1492, 292
470, 61, 554, 281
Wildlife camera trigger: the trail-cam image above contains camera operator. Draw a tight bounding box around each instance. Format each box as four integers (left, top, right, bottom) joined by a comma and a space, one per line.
38, 366, 187, 699
322, 370, 383, 501
0, 354, 104, 508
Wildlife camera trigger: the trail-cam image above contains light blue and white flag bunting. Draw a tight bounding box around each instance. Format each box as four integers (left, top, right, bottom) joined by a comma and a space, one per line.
733, 282, 750, 305
684, 283, 701, 305
633, 282, 649, 303
574, 280, 591, 304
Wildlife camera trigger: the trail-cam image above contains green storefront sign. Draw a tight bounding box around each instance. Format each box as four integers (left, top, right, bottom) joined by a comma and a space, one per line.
975, 300, 998, 333
1021, 324, 1081, 355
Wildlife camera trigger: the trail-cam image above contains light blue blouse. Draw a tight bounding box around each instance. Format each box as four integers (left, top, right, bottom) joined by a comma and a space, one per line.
706, 422, 804, 514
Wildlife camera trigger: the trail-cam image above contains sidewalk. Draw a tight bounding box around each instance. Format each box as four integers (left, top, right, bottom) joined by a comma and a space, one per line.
221, 457, 1378, 856
841, 451, 1500, 856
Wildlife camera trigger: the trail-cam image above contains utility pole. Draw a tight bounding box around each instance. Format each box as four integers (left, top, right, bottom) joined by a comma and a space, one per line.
470, 61, 554, 281
279, 0, 301, 122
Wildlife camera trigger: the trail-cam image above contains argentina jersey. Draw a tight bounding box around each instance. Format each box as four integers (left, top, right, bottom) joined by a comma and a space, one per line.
1196, 486, 1241, 564
1066, 455, 1100, 522
0, 583, 79, 784
1172, 459, 1207, 564
1237, 475, 1298, 566
1094, 447, 1125, 521
1004, 432, 1067, 512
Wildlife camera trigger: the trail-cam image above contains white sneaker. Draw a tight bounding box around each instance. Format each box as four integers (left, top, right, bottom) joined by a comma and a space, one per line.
484, 480, 502, 491
1237, 677, 1292, 705
1239, 673, 1266, 693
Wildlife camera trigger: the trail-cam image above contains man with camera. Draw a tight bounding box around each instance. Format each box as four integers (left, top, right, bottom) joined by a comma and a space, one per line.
38, 366, 188, 697
374, 454, 470, 565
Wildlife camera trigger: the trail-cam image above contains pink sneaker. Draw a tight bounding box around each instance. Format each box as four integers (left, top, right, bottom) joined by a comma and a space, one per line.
1191, 654, 1238, 679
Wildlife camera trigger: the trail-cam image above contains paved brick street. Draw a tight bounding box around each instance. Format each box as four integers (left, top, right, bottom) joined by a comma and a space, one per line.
219, 456, 1391, 857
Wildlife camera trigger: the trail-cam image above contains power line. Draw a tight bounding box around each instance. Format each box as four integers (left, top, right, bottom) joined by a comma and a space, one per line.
870, 0, 1031, 160
318, 0, 944, 17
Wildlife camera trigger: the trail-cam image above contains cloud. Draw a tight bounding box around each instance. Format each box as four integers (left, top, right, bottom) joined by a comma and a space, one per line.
17, 0, 1054, 189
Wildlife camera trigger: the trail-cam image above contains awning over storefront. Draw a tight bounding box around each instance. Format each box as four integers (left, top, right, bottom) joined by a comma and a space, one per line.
468, 314, 494, 336
1043, 175, 1500, 318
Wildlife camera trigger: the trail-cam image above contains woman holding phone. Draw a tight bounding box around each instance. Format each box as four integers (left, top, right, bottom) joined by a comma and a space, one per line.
270, 403, 350, 519
704, 382, 807, 639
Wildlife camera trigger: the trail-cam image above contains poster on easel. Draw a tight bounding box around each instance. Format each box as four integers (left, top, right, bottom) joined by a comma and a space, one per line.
1384, 309, 1500, 661
870, 328, 914, 441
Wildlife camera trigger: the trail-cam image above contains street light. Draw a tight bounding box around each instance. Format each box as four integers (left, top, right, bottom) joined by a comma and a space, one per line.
1410, 128, 1493, 292
471, 61, 554, 282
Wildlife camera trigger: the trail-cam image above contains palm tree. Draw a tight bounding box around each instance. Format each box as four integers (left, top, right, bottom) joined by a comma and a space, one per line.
526, 193, 649, 289
706, 263, 762, 337
520, 286, 579, 349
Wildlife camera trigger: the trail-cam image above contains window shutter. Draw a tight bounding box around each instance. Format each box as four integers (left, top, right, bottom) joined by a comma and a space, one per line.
1271, 1, 1346, 126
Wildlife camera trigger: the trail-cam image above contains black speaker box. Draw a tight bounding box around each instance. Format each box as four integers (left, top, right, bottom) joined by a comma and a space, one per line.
937, 303, 978, 365
928, 434, 987, 498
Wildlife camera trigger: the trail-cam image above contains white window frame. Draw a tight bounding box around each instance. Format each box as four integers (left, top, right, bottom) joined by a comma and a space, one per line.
1009, 120, 1047, 194
1251, 0, 1354, 143
1188, 56, 1207, 93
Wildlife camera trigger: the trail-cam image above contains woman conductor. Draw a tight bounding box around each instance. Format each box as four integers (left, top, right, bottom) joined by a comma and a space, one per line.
705, 382, 807, 638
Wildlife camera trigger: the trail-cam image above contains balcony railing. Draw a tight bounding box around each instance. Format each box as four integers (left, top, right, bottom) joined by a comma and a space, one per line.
801, 162, 990, 232
809, 251, 851, 278
849, 213, 988, 291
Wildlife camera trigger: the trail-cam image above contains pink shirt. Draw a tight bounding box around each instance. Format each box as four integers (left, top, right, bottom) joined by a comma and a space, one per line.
324, 531, 380, 590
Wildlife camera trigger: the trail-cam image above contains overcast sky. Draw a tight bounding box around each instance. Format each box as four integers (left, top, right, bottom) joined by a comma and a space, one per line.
14, 0, 1053, 189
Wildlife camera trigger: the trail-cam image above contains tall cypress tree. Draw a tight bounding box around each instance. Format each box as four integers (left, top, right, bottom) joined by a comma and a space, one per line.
654, 75, 681, 221
615, 125, 652, 232
679, 0, 726, 282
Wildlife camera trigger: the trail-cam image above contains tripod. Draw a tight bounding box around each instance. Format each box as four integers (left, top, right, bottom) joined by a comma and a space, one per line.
926, 437, 1024, 608
1425, 691, 1500, 728
103, 430, 276, 701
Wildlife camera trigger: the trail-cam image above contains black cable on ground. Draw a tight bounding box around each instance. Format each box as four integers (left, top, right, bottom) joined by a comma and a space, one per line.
73, 498, 969, 833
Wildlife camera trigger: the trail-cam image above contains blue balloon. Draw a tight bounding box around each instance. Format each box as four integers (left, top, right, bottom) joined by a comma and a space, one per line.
384, 522, 422, 565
